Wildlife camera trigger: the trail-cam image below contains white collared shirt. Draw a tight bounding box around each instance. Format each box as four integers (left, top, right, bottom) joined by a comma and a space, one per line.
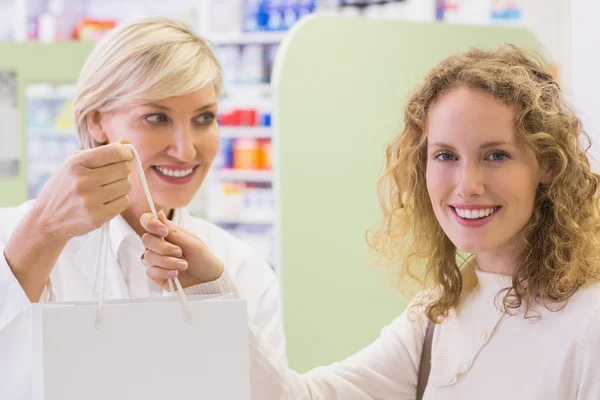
0, 201, 287, 399
109, 213, 163, 298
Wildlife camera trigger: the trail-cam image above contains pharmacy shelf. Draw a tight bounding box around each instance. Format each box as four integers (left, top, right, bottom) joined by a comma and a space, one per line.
221, 83, 272, 97
28, 128, 77, 137
210, 31, 287, 45
220, 126, 272, 139
26, 93, 74, 101
210, 216, 274, 225
216, 169, 273, 182
25, 85, 76, 100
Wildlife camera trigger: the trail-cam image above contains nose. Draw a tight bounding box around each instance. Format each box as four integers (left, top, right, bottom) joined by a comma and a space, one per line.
457, 162, 485, 198
167, 123, 197, 162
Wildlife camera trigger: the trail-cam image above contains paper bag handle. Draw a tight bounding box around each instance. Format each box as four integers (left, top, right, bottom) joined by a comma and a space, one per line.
95, 144, 193, 328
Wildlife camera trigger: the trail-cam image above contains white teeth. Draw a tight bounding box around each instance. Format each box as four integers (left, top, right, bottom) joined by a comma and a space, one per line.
455, 207, 497, 219
155, 166, 194, 178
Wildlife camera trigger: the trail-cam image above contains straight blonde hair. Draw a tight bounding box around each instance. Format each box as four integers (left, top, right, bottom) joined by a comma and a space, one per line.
73, 16, 222, 149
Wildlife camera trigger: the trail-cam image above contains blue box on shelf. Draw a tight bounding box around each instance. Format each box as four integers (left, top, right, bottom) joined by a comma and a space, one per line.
243, 0, 315, 33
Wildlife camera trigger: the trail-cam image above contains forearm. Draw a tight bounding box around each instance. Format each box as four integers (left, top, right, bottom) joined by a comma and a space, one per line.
3, 208, 68, 302
182, 270, 401, 399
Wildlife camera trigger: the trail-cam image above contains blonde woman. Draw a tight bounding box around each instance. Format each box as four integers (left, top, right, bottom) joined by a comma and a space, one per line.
0, 17, 286, 399
140, 45, 600, 399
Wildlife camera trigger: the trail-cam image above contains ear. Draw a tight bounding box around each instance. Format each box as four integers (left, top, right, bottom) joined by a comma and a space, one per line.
86, 111, 108, 144
539, 160, 553, 185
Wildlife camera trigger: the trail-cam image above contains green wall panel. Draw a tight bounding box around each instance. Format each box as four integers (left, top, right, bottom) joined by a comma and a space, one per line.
273, 17, 538, 371
0, 42, 93, 206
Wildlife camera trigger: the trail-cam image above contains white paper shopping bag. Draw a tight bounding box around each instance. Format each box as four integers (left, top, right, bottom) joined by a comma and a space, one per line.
31, 294, 250, 400
30, 144, 251, 400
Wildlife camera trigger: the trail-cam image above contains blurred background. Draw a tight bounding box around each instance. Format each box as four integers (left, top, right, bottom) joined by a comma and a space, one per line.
1, 0, 599, 372
0, 0, 573, 269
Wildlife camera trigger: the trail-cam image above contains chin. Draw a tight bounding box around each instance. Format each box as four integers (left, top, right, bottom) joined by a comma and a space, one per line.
153, 194, 194, 210
452, 239, 493, 255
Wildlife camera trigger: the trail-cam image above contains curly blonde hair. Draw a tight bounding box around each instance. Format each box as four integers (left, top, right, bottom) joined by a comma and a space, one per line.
369, 44, 600, 322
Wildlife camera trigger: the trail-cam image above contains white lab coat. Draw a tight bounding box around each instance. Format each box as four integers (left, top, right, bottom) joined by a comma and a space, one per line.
0, 200, 287, 400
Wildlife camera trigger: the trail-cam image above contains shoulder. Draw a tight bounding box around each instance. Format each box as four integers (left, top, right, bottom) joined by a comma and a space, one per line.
567, 281, 600, 318
404, 288, 440, 338
566, 282, 600, 358
577, 282, 600, 334
575, 286, 600, 382
370, 289, 438, 367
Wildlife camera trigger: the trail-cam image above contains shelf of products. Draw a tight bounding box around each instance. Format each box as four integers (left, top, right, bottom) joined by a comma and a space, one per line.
210, 31, 287, 45
207, 12, 279, 264
207, 181, 274, 223
25, 83, 79, 198
28, 128, 77, 137
220, 126, 272, 139
216, 169, 273, 183
221, 83, 272, 95
211, 216, 274, 225
216, 44, 280, 86
12, 0, 404, 270
218, 135, 272, 169
222, 223, 276, 265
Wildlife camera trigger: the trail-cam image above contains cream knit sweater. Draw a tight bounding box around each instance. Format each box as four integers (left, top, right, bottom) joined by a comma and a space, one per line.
197, 267, 600, 399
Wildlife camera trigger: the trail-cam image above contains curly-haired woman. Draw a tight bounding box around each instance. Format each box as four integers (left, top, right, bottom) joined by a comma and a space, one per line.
140, 44, 600, 399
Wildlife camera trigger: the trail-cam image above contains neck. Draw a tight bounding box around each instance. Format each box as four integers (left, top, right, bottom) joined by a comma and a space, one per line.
473, 235, 524, 276
121, 203, 173, 237
474, 252, 515, 276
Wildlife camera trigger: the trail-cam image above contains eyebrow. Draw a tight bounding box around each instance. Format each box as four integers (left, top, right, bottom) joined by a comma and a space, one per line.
428, 140, 514, 150
144, 102, 218, 113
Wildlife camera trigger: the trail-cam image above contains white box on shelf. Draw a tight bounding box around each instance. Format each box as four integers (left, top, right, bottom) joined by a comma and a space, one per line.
220, 126, 272, 139
216, 169, 273, 182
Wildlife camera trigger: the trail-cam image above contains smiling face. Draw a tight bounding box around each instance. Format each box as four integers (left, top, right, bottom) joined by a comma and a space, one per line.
425, 87, 551, 256
88, 85, 220, 218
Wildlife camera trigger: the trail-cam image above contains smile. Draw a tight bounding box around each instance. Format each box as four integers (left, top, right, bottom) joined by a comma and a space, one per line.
153, 166, 195, 177
152, 165, 200, 185
454, 206, 499, 219
450, 205, 501, 228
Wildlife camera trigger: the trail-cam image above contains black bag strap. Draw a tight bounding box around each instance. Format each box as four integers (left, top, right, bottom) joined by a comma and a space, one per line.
416, 321, 435, 400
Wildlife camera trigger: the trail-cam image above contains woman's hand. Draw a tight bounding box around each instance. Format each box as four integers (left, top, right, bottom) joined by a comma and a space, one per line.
5, 138, 134, 302
140, 211, 224, 290
32, 138, 134, 240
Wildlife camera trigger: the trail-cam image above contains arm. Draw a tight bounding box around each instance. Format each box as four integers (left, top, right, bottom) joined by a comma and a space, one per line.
577, 305, 600, 399
4, 206, 68, 302
141, 212, 426, 399
0, 220, 37, 399
4, 141, 134, 302
185, 250, 288, 365
140, 212, 289, 363
191, 270, 424, 399
247, 259, 288, 365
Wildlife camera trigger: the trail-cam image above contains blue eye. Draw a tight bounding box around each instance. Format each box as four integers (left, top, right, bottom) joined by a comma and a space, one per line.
487, 151, 509, 161
195, 113, 215, 125
145, 114, 168, 124
435, 152, 457, 162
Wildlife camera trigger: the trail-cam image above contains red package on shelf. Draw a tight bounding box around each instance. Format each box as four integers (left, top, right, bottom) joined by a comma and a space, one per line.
239, 109, 258, 126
